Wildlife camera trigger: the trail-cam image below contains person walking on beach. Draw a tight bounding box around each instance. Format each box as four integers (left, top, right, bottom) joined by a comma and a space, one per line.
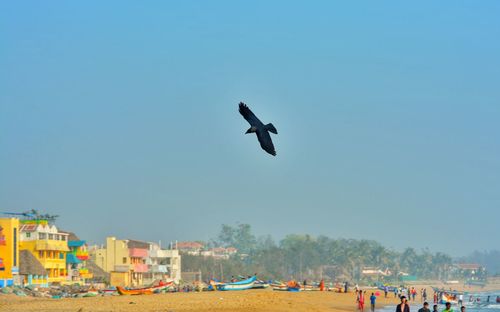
394, 287, 398, 298
423, 289, 427, 302
418, 302, 431, 312
396, 296, 410, 312
442, 302, 454, 312
358, 290, 366, 312
458, 294, 463, 306
370, 292, 377, 312
384, 286, 388, 298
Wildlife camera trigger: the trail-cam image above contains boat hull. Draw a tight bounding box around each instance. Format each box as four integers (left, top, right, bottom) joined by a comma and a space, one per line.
116, 282, 174, 295
217, 276, 257, 291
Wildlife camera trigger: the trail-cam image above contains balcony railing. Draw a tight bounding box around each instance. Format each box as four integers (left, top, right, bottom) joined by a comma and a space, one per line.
149, 249, 178, 258
114, 265, 131, 272
150, 265, 168, 273
36, 240, 70, 252
133, 263, 149, 273
129, 248, 148, 258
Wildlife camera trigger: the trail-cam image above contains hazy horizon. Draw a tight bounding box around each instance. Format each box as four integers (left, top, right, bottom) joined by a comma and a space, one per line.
1, 1, 499, 258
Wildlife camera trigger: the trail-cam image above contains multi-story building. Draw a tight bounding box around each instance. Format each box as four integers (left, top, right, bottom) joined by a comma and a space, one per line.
0, 218, 20, 287
62, 232, 93, 283
19, 221, 70, 283
176, 241, 204, 255
90, 237, 146, 287
90, 237, 181, 287
145, 242, 181, 284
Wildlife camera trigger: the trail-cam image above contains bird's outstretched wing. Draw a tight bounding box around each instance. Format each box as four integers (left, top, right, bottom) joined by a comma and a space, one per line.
239, 102, 263, 127
256, 128, 276, 156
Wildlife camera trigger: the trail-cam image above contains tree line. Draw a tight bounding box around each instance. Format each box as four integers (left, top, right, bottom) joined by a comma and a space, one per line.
181, 223, 454, 282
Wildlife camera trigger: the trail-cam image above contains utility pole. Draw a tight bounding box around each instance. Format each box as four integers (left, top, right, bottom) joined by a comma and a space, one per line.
219, 262, 223, 281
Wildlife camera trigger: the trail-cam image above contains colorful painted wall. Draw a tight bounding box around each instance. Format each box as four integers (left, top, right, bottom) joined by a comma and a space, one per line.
0, 218, 20, 287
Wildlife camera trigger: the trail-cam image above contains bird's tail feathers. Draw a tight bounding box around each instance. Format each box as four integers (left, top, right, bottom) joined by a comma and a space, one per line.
265, 123, 278, 134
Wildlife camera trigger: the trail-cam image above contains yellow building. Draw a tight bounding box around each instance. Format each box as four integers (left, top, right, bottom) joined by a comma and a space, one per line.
0, 218, 20, 287
90, 237, 148, 287
19, 221, 70, 284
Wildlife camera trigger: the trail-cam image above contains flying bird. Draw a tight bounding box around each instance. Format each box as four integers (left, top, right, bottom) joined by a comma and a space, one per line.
238, 102, 277, 156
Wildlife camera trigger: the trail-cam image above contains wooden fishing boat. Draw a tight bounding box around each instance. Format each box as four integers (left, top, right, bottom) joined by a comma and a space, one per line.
271, 280, 302, 292
217, 276, 256, 291
252, 280, 270, 289
117, 286, 154, 295
116, 281, 174, 295
271, 281, 288, 291
101, 287, 118, 295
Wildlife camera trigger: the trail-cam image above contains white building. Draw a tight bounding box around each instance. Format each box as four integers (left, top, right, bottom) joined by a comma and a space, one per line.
144, 242, 181, 284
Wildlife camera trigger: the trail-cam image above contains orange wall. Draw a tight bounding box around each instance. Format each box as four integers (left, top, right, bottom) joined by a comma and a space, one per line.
0, 218, 20, 280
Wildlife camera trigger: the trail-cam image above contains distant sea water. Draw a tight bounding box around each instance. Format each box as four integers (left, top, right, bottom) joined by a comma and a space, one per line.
379, 292, 500, 312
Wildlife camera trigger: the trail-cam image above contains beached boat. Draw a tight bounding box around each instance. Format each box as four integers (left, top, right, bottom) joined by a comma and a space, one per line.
217, 276, 257, 291
271, 280, 301, 292
252, 280, 270, 289
117, 286, 153, 295
270, 280, 287, 291
101, 287, 118, 295
116, 281, 174, 295
81, 290, 99, 297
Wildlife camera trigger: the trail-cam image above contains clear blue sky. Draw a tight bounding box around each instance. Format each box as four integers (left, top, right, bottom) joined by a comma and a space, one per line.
1, 1, 499, 256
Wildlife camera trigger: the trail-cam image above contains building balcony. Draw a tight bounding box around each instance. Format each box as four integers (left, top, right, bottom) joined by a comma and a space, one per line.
66, 253, 82, 264
133, 263, 149, 273
35, 240, 70, 252
150, 265, 168, 273
39, 258, 66, 268
114, 265, 131, 272
68, 240, 86, 248
149, 249, 176, 258
129, 248, 148, 258
48, 276, 68, 283
76, 251, 89, 260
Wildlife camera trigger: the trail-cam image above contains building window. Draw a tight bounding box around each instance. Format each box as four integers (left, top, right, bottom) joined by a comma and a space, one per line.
13, 227, 17, 266
39, 251, 44, 258
123, 257, 127, 264
39, 233, 46, 239
59, 253, 64, 259
61, 236, 66, 241
48, 234, 54, 240
26, 232, 31, 238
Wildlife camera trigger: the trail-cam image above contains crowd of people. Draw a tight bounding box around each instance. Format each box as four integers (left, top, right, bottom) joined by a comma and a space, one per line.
355, 287, 471, 312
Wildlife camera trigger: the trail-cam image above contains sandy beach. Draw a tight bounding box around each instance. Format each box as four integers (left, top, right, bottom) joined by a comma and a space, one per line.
0, 289, 400, 312
2, 282, 499, 312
